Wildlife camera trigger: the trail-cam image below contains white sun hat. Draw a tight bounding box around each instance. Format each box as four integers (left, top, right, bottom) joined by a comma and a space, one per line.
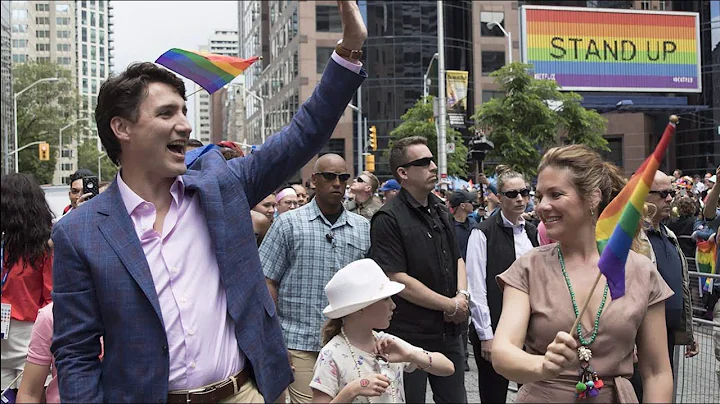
323, 259, 405, 319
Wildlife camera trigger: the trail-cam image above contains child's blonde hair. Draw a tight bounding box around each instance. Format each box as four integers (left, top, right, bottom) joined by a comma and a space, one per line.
321, 318, 344, 345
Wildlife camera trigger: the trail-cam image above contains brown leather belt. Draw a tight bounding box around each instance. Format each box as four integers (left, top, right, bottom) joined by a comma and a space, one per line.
167, 368, 250, 404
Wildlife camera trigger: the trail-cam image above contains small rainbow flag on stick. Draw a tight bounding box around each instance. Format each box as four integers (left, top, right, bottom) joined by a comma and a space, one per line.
695, 239, 716, 294
155, 48, 260, 94
595, 116, 678, 299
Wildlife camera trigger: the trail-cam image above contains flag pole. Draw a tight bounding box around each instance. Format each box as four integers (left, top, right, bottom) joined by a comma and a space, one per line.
568, 114, 679, 338
568, 271, 603, 337
187, 88, 204, 98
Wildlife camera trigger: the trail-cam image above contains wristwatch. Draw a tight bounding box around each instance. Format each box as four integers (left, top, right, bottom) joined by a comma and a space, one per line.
335, 40, 363, 61
457, 290, 470, 300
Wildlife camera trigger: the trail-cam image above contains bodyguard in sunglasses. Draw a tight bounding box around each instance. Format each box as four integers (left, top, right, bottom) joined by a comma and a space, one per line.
368, 136, 468, 403
465, 165, 538, 404
260, 153, 370, 404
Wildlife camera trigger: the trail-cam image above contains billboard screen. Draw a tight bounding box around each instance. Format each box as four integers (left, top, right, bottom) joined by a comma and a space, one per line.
520, 6, 701, 92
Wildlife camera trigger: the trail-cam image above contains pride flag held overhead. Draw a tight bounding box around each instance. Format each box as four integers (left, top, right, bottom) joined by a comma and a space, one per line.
695, 239, 716, 294
594, 116, 678, 299
155, 48, 261, 94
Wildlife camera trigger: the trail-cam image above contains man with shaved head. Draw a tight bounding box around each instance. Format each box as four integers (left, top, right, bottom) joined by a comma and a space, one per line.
260, 153, 370, 403
640, 171, 697, 380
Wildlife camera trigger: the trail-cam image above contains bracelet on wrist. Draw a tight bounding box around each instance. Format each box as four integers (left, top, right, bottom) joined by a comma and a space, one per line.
419, 350, 433, 370
446, 299, 459, 317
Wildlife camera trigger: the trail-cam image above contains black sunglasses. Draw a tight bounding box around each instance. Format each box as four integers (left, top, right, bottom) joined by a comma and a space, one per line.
501, 189, 530, 198
399, 157, 435, 168
649, 189, 675, 198
356, 176, 366, 183
315, 172, 351, 182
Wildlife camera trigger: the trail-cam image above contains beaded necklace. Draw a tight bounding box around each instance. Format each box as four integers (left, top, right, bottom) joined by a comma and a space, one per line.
340, 327, 397, 403
557, 245, 608, 399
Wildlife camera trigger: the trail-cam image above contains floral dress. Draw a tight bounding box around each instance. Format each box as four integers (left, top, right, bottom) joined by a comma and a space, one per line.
310, 332, 420, 403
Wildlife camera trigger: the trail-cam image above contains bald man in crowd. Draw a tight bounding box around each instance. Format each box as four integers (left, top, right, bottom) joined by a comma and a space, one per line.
260, 154, 370, 403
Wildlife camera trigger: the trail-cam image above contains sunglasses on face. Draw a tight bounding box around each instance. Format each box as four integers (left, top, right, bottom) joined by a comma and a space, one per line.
501, 189, 530, 198
356, 176, 366, 183
399, 157, 435, 168
649, 189, 675, 198
315, 172, 351, 182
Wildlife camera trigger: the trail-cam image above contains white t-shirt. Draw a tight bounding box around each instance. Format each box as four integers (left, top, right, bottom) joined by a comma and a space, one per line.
310, 332, 420, 403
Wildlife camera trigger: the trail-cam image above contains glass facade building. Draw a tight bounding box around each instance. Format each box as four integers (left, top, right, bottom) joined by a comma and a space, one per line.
362, 1, 474, 178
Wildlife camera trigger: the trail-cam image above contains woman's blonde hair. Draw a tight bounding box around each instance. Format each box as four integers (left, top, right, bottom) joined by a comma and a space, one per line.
321, 318, 343, 345
631, 203, 656, 259
495, 164, 525, 193
538, 144, 626, 216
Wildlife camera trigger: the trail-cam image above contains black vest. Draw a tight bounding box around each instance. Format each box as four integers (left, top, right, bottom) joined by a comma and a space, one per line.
474, 212, 539, 330
370, 189, 460, 337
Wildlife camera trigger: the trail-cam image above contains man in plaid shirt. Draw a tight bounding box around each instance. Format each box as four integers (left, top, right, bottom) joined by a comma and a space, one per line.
260, 153, 370, 404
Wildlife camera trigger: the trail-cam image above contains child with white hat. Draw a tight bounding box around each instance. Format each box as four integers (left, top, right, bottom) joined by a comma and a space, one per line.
310, 259, 454, 403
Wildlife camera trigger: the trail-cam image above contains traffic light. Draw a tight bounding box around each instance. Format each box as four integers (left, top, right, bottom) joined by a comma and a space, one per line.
38, 142, 50, 161
369, 125, 377, 151
365, 154, 375, 172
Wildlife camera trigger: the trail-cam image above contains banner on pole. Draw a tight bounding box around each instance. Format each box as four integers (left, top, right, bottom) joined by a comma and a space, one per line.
446, 70, 468, 128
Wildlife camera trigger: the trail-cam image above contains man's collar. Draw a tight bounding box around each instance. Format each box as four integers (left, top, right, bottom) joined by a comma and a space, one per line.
307, 198, 350, 226
400, 187, 441, 210
116, 172, 184, 215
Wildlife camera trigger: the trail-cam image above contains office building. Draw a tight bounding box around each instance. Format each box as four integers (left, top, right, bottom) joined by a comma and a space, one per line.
192, 30, 239, 145
240, 0, 353, 184
476, 1, 716, 177
10, 0, 113, 184
1, 0, 13, 174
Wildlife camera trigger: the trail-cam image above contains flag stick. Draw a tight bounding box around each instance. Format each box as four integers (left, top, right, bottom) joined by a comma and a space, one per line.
187, 88, 204, 98
568, 271, 604, 337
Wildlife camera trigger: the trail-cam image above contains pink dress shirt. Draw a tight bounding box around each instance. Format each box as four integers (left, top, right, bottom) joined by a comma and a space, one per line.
117, 174, 243, 391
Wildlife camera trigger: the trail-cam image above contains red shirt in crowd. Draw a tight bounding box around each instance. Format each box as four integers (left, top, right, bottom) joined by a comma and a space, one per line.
1, 254, 53, 322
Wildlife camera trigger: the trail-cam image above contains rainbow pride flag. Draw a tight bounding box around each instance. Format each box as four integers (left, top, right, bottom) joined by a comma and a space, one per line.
521, 7, 701, 92
595, 117, 677, 299
156, 48, 260, 94
695, 239, 716, 294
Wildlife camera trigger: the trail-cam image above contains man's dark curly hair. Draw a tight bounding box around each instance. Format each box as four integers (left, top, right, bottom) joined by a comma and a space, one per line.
95, 62, 186, 165
69, 168, 95, 184
1, 174, 53, 269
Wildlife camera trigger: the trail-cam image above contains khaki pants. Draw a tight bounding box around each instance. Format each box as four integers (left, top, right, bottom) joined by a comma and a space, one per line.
1, 319, 34, 390
285, 350, 319, 404
219, 379, 264, 403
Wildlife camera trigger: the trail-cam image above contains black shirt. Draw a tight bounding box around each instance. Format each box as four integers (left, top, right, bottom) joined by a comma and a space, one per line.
646, 225, 684, 330
369, 188, 461, 338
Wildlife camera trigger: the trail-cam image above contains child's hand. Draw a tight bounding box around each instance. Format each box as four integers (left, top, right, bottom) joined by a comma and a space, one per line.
374, 337, 412, 363
351, 374, 390, 398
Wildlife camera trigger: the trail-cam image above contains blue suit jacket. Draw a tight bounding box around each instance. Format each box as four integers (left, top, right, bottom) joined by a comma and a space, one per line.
50, 59, 365, 403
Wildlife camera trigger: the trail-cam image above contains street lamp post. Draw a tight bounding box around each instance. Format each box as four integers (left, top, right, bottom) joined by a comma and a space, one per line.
98, 152, 106, 182
437, 0, 448, 188
487, 21, 512, 64
10, 77, 60, 174
58, 118, 90, 183
423, 53, 439, 103
225, 83, 266, 144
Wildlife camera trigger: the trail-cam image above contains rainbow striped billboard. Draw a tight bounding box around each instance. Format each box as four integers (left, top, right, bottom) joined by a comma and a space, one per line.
520, 6, 701, 92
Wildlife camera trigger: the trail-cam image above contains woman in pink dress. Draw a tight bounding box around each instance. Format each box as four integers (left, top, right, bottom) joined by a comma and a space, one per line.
491, 145, 674, 403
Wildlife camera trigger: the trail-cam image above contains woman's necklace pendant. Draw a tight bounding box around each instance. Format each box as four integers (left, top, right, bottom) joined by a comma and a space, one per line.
575, 346, 605, 399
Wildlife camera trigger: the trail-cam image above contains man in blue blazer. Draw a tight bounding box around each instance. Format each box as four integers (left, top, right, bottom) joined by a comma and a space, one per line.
50, 3, 367, 403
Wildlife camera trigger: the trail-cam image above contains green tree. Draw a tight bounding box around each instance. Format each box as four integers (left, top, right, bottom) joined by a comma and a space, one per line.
77, 139, 118, 182
389, 96, 468, 177
471, 62, 608, 177
13, 62, 80, 184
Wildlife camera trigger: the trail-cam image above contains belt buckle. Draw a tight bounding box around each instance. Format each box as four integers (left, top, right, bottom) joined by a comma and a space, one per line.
184, 388, 207, 404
